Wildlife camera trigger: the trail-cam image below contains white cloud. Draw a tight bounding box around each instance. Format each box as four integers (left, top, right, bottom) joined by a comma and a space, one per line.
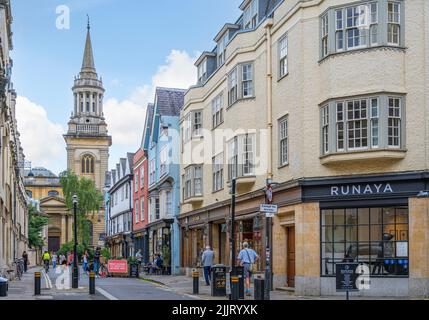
15, 96, 66, 175
105, 49, 198, 166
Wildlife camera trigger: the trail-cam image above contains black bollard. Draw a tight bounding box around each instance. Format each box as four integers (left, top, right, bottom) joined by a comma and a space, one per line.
89, 272, 95, 295
254, 277, 265, 300
231, 276, 240, 300
34, 272, 41, 296
192, 270, 199, 294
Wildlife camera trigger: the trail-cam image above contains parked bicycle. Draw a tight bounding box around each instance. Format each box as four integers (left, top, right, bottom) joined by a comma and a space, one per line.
12, 258, 24, 280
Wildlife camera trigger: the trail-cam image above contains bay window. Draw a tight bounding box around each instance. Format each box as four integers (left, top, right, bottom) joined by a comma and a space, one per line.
228, 62, 255, 106
228, 68, 238, 105
183, 110, 203, 143
321, 94, 404, 155
212, 93, 224, 128
228, 134, 255, 180
212, 153, 224, 192
183, 165, 203, 200
242, 63, 253, 98
321, 1, 403, 59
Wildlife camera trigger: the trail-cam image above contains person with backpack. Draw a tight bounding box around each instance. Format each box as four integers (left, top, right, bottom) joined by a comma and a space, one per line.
237, 242, 259, 296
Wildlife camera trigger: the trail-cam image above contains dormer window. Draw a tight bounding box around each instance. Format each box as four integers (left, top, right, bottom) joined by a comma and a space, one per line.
197, 59, 207, 84
243, 0, 259, 30
217, 34, 228, 66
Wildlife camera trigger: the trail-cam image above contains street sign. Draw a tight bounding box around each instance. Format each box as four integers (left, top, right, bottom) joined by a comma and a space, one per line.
260, 204, 278, 214
336, 262, 359, 292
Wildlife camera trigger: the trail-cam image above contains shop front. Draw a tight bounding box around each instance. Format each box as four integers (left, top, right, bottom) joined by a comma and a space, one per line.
296, 170, 429, 297
147, 219, 173, 274
133, 229, 149, 264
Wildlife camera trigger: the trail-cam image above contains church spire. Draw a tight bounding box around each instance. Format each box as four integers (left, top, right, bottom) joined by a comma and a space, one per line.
81, 16, 96, 73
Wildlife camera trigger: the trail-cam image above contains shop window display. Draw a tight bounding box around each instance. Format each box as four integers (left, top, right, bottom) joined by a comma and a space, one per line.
321, 206, 409, 277
235, 218, 263, 271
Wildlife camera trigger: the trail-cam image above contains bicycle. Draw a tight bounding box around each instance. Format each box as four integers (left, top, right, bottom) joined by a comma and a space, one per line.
12, 258, 24, 280
43, 260, 49, 273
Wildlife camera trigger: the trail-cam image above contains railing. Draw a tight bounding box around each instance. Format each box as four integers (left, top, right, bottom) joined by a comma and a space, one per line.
76, 124, 99, 134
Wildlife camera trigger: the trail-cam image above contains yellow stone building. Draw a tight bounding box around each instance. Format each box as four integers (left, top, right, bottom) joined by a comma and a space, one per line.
63, 22, 112, 249
24, 167, 70, 252
180, 0, 429, 298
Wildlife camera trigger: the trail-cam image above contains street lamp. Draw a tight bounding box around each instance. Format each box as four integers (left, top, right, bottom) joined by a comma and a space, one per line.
72, 194, 79, 289
229, 178, 238, 300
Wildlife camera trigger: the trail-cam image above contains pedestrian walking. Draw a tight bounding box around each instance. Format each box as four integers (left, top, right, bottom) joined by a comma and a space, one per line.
237, 242, 259, 296
59, 253, 66, 265
51, 252, 58, 270
201, 245, 214, 286
93, 247, 101, 277
67, 251, 74, 267
82, 250, 89, 275
135, 249, 142, 271
22, 251, 29, 273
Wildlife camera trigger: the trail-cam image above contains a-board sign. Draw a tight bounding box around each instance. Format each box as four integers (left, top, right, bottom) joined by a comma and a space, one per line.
108, 260, 128, 274
336, 262, 359, 292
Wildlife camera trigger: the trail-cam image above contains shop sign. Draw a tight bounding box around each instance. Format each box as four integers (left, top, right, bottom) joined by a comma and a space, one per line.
331, 183, 393, 196
336, 263, 359, 292
108, 260, 128, 274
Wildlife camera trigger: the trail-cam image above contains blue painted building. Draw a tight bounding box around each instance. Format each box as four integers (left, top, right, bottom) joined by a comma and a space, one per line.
146, 87, 185, 275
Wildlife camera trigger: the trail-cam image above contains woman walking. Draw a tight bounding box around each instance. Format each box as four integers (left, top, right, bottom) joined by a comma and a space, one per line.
82, 250, 89, 275
51, 252, 58, 270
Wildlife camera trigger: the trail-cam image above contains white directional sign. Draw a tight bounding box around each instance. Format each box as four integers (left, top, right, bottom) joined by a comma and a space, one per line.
260, 204, 278, 216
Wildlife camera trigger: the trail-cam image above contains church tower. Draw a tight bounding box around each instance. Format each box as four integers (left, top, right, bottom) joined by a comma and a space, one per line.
63, 21, 112, 248
64, 21, 112, 191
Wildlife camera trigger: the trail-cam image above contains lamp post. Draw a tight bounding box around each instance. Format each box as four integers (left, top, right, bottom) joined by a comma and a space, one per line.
72, 194, 79, 289
229, 178, 238, 300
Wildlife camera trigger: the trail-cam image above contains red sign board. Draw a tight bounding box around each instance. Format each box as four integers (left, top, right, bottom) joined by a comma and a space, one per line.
108, 260, 128, 274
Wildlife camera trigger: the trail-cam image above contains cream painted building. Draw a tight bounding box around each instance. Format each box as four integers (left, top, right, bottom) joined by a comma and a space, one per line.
0, 0, 29, 274
180, 0, 429, 297
63, 22, 112, 249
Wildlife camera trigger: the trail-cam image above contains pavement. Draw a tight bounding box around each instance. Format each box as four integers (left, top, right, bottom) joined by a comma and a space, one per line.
139, 273, 298, 300
2, 266, 426, 300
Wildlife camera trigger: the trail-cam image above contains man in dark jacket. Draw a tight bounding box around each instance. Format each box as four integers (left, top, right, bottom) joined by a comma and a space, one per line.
94, 247, 101, 277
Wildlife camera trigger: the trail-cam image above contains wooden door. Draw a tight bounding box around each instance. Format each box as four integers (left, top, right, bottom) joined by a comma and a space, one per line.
287, 226, 295, 288
48, 236, 60, 253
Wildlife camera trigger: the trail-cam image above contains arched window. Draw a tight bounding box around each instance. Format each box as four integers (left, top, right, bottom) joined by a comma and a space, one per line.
81, 154, 95, 174
48, 190, 59, 197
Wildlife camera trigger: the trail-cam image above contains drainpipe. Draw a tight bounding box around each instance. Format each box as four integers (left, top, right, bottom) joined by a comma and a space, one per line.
265, 18, 274, 182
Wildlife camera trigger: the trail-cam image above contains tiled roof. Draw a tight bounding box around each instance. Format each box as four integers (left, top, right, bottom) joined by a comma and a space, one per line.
155, 87, 186, 116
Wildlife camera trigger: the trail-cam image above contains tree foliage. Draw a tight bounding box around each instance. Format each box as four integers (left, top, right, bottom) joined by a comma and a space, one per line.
59, 170, 103, 245
28, 204, 49, 249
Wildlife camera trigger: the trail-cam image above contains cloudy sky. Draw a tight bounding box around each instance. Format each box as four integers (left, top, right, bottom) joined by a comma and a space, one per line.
11, 0, 242, 175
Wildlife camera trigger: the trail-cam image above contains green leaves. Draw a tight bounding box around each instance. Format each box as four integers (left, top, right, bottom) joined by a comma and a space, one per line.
59, 169, 103, 244
28, 204, 49, 249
